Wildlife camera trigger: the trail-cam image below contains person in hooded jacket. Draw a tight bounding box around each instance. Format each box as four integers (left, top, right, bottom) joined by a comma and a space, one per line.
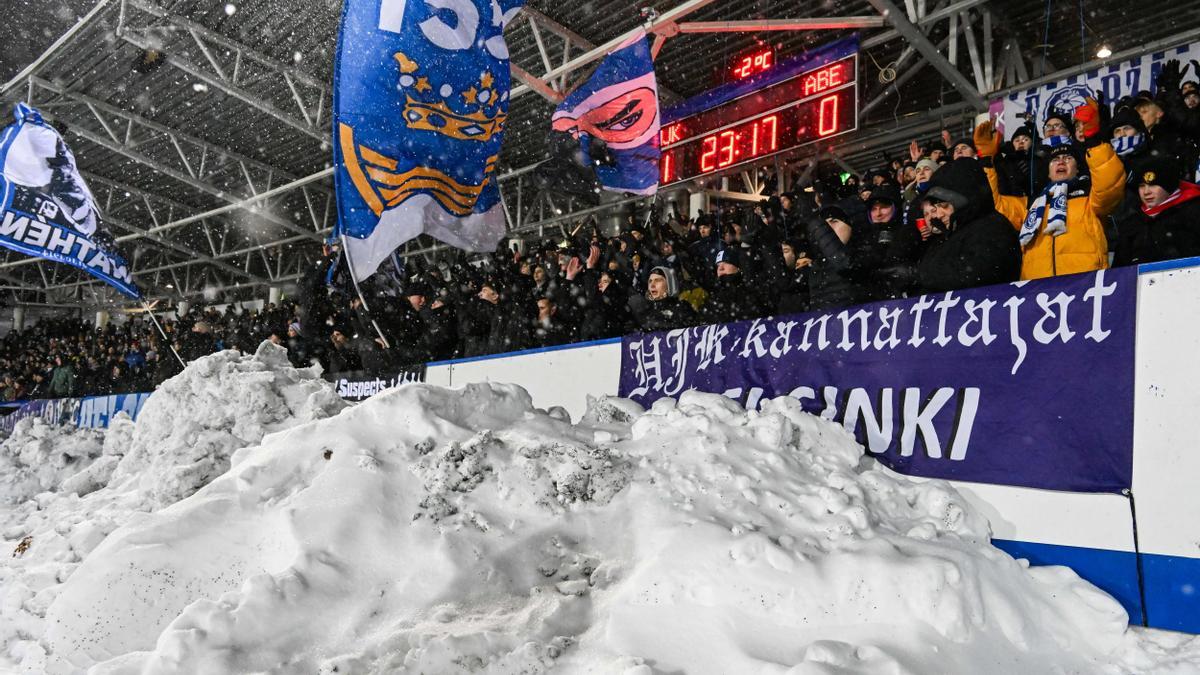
772, 238, 811, 315
686, 214, 722, 288
975, 99, 1124, 280
1114, 156, 1200, 266
630, 266, 698, 332
917, 158, 1022, 292
805, 200, 870, 311
851, 185, 921, 302
699, 247, 764, 325
994, 121, 1048, 197
579, 270, 632, 340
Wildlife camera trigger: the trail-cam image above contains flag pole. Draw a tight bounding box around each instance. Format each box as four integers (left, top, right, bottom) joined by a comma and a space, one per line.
338, 234, 392, 350
142, 301, 187, 368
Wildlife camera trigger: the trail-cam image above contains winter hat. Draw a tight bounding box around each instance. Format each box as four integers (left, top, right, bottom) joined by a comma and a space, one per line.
915, 158, 939, 175
865, 185, 901, 209
714, 246, 743, 271
1010, 123, 1036, 143
1110, 103, 1147, 134
924, 158, 987, 211
1135, 156, 1182, 191
648, 266, 680, 297
950, 139, 974, 153
1044, 109, 1074, 135
819, 204, 851, 223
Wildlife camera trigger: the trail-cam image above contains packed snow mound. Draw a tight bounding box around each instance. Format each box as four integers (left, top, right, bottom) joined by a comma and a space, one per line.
32, 384, 1198, 674
0, 417, 109, 505
109, 341, 348, 508
0, 343, 348, 671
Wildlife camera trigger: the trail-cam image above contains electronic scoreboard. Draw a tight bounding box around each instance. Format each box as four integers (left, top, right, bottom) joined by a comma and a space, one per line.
659, 40, 859, 187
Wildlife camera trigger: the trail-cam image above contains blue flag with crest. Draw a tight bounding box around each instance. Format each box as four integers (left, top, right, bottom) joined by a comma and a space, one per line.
333, 0, 525, 281
0, 104, 140, 298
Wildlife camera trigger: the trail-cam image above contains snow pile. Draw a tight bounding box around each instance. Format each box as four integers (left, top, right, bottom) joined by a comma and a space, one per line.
0, 343, 347, 669
0, 417, 110, 505
109, 341, 347, 508
19, 384, 1196, 673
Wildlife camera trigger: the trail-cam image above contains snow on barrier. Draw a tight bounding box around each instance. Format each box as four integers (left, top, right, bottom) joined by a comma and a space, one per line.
3, 261, 1197, 633
427, 260, 1200, 634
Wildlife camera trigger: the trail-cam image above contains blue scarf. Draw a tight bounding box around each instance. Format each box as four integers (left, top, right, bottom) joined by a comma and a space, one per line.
1020, 181, 1070, 246
1111, 133, 1145, 157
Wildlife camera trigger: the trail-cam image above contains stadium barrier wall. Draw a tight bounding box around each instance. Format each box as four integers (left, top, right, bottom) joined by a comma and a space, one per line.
2, 260, 1196, 632
426, 260, 1200, 634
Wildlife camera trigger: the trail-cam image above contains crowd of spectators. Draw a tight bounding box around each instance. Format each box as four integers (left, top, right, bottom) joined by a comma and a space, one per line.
0, 303, 296, 401
3, 60, 1199, 400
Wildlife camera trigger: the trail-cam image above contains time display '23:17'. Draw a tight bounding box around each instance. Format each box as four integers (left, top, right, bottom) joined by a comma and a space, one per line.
659, 87, 856, 185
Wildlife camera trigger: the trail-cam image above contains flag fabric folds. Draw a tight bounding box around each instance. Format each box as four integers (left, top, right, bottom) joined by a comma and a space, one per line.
550, 31, 660, 196
333, 0, 525, 282
0, 104, 140, 299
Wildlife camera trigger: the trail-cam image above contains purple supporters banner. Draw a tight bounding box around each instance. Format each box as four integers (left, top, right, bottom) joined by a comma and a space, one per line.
618, 268, 1136, 493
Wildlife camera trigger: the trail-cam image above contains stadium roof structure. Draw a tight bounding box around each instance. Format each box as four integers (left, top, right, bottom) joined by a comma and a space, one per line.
0, 0, 1196, 308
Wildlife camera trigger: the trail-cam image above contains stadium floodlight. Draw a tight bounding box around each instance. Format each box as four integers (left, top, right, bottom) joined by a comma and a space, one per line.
1096, 45, 1113, 58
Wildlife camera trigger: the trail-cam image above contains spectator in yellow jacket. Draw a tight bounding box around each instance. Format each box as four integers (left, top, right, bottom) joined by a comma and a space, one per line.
974, 99, 1124, 279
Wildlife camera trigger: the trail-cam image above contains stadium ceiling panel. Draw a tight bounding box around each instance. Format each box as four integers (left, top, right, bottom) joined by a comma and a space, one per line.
0, 0, 1196, 306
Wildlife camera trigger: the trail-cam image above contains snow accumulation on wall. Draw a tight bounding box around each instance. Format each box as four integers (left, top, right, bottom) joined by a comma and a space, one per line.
1, 343, 1198, 674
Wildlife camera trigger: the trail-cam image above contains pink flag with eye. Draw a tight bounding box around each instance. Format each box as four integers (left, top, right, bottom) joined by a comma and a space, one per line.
550, 31, 660, 195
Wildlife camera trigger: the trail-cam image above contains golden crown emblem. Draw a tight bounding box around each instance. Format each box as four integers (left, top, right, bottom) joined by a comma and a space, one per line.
402, 96, 505, 143
1144, 171, 1157, 182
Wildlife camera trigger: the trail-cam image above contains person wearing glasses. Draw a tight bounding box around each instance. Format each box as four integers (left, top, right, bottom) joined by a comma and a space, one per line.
973, 101, 1125, 280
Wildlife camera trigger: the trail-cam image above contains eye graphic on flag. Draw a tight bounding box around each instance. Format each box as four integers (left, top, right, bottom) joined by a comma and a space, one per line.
548, 31, 661, 195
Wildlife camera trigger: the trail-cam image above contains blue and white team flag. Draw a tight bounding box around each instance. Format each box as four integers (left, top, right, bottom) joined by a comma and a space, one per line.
0, 104, 140, 298
551, 31, 660, 195
333, 0, 525, 282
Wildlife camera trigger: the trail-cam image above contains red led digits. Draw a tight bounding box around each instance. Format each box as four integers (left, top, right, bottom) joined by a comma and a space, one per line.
660, 54, 858, 185
699, 135, 718, 173
761, 115, 778, 152
660, 151, 675, 183
803, 63, 846, 96
718, 130, 737, 167
661, 122, 684, 146
817, 94, 840, 136
732, 48, 774, 80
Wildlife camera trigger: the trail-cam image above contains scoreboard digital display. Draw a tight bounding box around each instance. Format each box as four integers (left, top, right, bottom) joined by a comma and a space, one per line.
660, 53, 858, 186
731, 48, 774, 80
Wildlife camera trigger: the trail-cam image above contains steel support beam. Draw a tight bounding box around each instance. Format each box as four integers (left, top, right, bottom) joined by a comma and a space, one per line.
677, 17, 886, 32
117, 0, 329, 139
865, 0, 987, 110
511, 0, 720, 100
0, 0, 114, 95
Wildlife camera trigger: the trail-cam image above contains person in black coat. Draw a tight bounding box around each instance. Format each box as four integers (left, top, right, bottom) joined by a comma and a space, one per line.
178, 321, 216, 362
917, 158, 1022, 292
805, 200, 870, 311
851, 185, 921, 302
327, 322, 364, 375
772, 238, 811, 315
699, 247, 764, 324
630, 266, 699, 332
579, 271, 632, 341
1114, 157, 1200, 266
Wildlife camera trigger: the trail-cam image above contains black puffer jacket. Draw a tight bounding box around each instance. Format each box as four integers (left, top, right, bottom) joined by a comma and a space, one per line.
805, 199, 870, 311
1114, 183, 1200, 266
631, 295, 698, 333
918, 158, 1022, 292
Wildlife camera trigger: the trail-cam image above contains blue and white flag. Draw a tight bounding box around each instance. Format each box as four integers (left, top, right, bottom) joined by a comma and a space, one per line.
0, 104, 139, 298
551, 31, 660, 195
333, 0, 525, 282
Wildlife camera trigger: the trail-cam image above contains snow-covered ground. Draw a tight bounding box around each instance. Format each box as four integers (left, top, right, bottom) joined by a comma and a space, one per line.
2, 343, 1198, 673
